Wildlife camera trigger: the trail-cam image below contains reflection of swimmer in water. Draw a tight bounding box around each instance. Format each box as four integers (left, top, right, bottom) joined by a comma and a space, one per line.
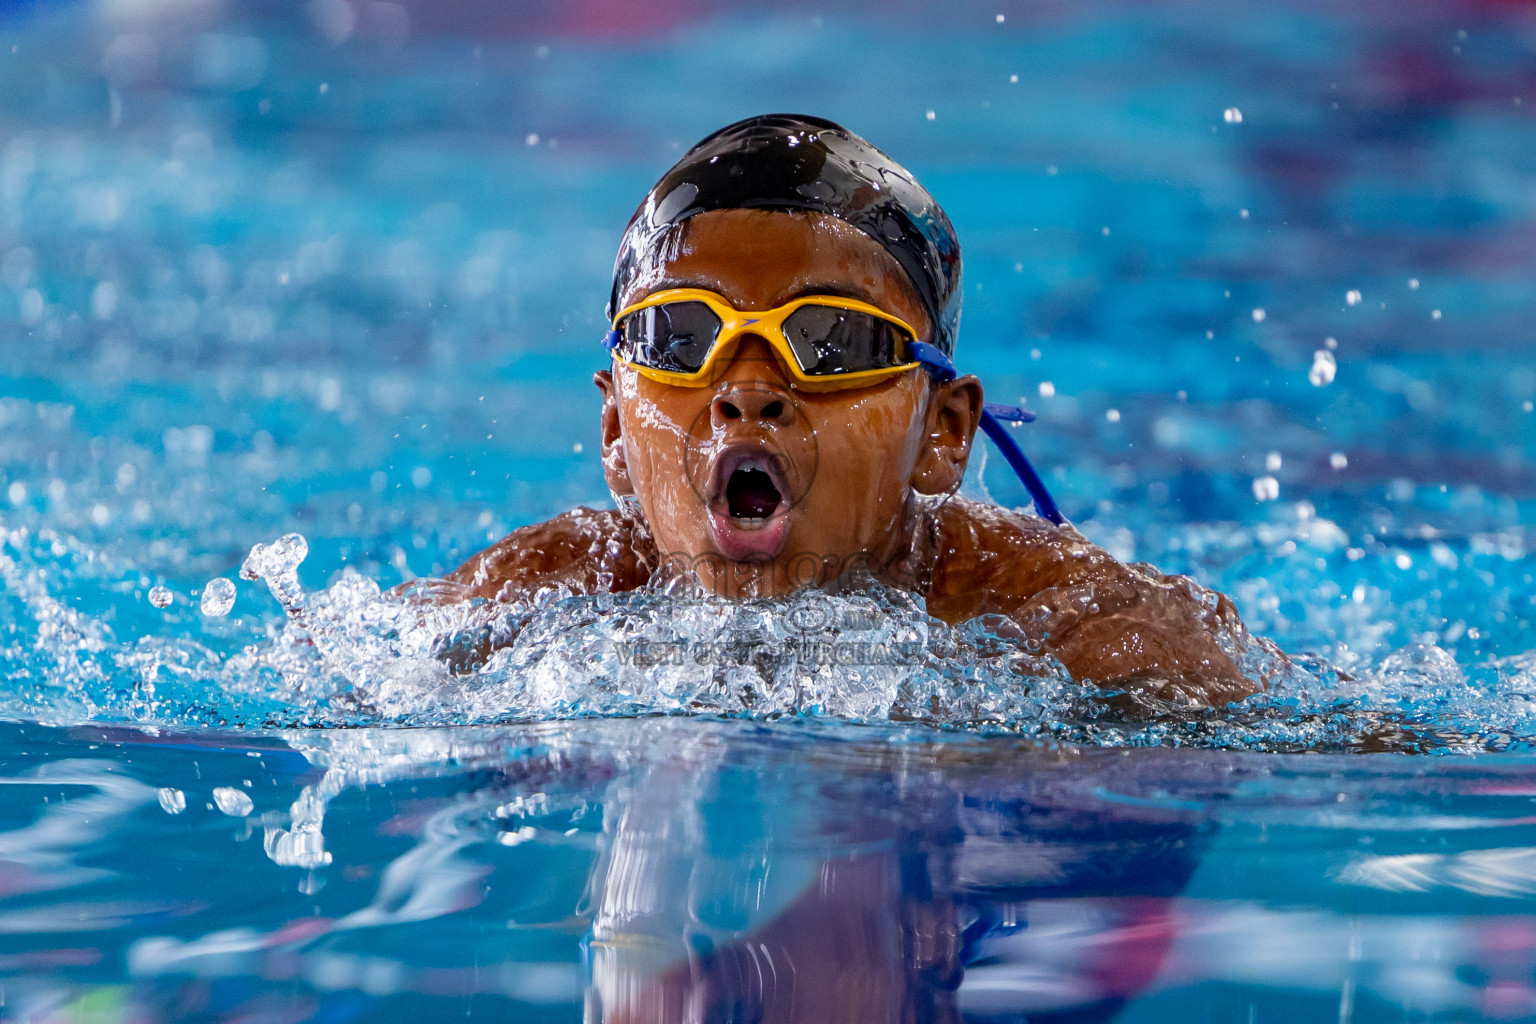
581, 736, 1212, 1024
448, 114, 1283, 706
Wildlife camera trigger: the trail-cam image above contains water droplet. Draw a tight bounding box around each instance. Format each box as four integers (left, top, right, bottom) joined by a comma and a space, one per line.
239, 533, 310, 615
1309, 349, 1337, 386
1239, 208, 1250, 219
1325, 336, 1338, 350
1346, 289, 1362, 306
213, 787, 254, 816
241, 533, 309, 582
1252, 475, 1280, 501
1408, 278, 1420, 290
925, 110, 936, 121
200, 577, 236, 617
157, 788, 186, 814
1251, 308, 1266, 322
995, 12, 1005, 22
148, 585, 173, 609
1105, 408, 1121, 423
1038, 381, 1055, 398
525, 132, 539, 146
1223, 107, 1243, 123
1330, 452, 1349, 470
1265, 451, 1282, 472
1432, 309, 1442, 320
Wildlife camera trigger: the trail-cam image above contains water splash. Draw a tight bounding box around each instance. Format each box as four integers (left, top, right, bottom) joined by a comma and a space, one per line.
225, 532, 1536, 751
3, 510, 1534, 752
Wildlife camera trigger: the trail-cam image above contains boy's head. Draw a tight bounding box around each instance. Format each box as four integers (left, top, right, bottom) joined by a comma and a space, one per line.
594, 115, 983, 596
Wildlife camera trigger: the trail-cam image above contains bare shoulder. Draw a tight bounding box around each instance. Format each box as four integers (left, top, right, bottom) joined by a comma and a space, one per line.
924, 497, 1271, 702
925, 497, 1119, 619
447, 506, 654, 601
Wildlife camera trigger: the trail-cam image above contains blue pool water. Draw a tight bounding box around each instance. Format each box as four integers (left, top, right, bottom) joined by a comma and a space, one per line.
2, 0, 1536, 1019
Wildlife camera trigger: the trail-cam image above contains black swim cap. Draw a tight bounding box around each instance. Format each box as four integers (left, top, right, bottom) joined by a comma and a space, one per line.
609, 114, 963, 356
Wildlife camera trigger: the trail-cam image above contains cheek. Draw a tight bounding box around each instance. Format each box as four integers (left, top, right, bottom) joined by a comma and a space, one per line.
801, 388, 926, 510
618, 384, 709, 517
622, 405, 685, 485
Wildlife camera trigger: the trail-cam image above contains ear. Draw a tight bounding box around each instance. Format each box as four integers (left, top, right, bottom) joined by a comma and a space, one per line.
910, 374, 984, 495
593, 369, 635, 496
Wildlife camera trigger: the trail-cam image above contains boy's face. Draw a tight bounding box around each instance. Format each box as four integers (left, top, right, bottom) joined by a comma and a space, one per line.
596, 208, 980, 597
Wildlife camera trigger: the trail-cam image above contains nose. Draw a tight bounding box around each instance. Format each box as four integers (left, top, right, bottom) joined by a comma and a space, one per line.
710, 335, 797, 428
711, 381, 796, 429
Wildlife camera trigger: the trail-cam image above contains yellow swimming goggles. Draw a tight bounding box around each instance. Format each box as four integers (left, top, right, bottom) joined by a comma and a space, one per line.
604, 288, 924, 392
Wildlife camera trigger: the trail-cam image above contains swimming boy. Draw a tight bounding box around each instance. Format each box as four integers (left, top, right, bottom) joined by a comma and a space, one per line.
448, 114, 1273, 707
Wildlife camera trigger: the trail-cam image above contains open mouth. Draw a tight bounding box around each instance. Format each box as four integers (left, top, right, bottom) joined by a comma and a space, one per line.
725, 462, 784, 523
706, 446, 795, 561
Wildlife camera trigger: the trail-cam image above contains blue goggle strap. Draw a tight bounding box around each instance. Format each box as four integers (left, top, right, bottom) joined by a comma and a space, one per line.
909, 341, 1066, 525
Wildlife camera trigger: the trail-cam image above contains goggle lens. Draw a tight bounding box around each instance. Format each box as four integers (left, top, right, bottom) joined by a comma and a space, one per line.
618, 301, 721, 374
782, 305, 908, 375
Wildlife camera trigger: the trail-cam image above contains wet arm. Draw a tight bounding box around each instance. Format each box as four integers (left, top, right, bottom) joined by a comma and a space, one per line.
1011, 554, 1262, 706
928, 503, 1269, 705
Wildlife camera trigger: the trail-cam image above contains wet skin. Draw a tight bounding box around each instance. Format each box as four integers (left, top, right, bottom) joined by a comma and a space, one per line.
450, 209, 1270, 706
